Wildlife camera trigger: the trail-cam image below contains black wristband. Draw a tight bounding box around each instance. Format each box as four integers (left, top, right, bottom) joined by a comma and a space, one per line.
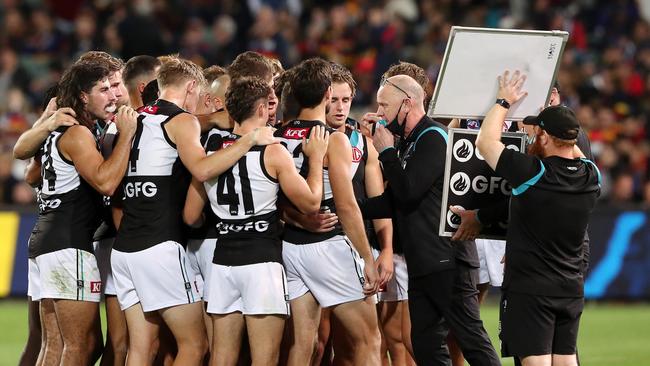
496, 98, 511, 109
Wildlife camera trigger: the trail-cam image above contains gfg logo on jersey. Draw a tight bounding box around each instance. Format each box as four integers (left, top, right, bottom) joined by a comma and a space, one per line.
352, 147, 363, 162
38, 198, 62, 211
283, 127, 310, 139
453, 139, 473, 162
124, 181, 158, 198
216, 220, 270, 234
450, 172, 471, 196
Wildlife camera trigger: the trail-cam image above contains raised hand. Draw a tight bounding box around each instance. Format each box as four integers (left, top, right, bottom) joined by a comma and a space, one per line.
497, 70, 528, 106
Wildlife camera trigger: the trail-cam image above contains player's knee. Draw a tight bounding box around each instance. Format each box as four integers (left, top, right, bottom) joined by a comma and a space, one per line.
551, 354, 577, 366
178, 335, 208, 359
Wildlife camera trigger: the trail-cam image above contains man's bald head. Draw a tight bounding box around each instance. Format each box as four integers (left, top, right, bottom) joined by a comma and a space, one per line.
210, 74, 231, 100
383, 75, 424, 103
376, 74, 426, 130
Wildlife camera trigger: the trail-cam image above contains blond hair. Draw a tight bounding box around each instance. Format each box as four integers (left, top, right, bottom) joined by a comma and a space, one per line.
157, 56, 206, 90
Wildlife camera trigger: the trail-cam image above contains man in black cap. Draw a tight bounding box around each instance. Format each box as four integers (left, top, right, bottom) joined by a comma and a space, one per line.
476, 70, 600, 366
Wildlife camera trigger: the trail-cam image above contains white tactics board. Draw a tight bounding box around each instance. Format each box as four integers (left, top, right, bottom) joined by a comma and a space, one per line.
428, 26, 569, 121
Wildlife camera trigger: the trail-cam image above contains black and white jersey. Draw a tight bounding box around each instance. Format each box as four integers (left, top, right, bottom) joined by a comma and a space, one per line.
93, 121, 119, 241
347, 128, 368, 201
345, 127, 383, 251
204, 134, 282, 266
274, 119, 343, 244
114, 100, 192, 253
187, 126, 233, 241
28, 126, 101, 258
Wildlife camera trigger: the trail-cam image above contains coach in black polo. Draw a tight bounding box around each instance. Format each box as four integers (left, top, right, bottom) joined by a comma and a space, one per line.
476, 70, 600, 366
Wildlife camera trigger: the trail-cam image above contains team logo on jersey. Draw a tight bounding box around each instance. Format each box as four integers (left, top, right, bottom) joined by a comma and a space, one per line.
450, 172, 471, 196
446, 206, 464, 229
222, 140, 235, 149
505, 144, 520, 153
452, 139, 473, 163
352, 147, 363, 162
283, 127, 310, 139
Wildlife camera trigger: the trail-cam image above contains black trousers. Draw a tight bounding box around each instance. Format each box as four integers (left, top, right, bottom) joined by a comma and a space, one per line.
408, 264, 501, 366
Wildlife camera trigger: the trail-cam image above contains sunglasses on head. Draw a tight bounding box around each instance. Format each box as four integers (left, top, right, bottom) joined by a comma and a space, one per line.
380, 77, 412, 99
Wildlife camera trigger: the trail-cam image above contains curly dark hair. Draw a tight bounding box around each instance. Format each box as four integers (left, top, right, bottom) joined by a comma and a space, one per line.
56, 61, 111, 129
383, 61, 432, 109
330, 62, 356, 97
290, 58, 332, 109
225, 77, 272, 124
77, 51, 124, 72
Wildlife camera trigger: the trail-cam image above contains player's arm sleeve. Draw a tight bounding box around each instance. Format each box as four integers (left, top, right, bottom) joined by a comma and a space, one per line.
379, 131, 446, 205
476, 198, 509, 226
495, 148, 545, 196
358, 189, 394, 220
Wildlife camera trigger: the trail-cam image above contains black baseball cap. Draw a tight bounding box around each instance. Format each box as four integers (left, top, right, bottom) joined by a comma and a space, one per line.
523, 105, 580, 140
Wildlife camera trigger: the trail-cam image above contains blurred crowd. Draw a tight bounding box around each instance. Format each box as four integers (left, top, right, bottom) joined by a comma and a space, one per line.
1, 0, 650, 206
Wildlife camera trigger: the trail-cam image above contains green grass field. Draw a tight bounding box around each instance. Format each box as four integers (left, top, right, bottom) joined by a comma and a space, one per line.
0, 300, 648, 366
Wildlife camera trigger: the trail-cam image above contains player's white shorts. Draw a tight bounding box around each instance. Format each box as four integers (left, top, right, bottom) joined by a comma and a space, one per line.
372, 248, 409, 302
283, 235, 366, 308
186, 238, 217, 300
111, 241, 200, 312
94, 238, 117, 296
28, 248, 101, 302
476, 239, 505, 287
27, 259, 38, 298
206, 261, 289, 316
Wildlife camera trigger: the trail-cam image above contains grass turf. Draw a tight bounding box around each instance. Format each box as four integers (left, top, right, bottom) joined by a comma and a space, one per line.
0, 299, 648, 365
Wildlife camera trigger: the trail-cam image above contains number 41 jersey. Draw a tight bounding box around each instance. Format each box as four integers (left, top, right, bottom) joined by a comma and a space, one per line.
204, 134, 282, 266
114, 100, 191, 253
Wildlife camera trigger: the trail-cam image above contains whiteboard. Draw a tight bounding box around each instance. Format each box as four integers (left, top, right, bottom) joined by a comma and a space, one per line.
427, 27, 568, 120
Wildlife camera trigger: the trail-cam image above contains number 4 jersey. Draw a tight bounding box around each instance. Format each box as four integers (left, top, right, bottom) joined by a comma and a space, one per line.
204, 133, 282, 266
28, 126, 101, 258
114, 100, 191, 252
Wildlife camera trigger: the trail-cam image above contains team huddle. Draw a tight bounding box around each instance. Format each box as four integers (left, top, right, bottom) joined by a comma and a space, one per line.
15, 48, 599, 366
16, 51, 419, 366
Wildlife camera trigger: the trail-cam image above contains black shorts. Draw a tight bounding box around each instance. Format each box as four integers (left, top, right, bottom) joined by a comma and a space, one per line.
499, 291, 583, 358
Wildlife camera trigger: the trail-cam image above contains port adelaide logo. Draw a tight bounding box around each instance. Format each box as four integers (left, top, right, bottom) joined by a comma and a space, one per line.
452, 139, 474, 162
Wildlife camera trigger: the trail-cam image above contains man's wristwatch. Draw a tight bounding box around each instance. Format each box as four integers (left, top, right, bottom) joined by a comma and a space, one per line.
495, 98, 511, 109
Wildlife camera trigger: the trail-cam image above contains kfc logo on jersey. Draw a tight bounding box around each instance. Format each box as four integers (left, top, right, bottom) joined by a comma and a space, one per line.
141, 105, 158, 114
283, 127, 310, 139
90, 281, 102, 293
352, 147, 363, 162
222, 140, 235, 149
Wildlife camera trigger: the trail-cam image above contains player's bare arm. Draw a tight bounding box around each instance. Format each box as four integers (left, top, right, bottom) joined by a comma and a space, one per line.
476, 70, 527, 170
327, 131, 379, 295
13, 101, 78, 160
365, 140, 394, 285
183, 177, 208, 227
166, 113, 278, 182
59, 105, 137, 196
